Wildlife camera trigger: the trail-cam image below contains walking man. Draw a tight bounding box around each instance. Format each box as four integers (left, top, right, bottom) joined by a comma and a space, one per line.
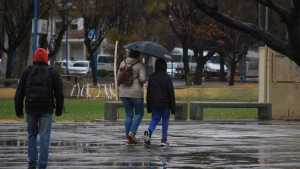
15, 48, 64, 169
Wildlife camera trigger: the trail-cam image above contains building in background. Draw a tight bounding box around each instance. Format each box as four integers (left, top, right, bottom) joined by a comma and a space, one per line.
55, 17, 112, 62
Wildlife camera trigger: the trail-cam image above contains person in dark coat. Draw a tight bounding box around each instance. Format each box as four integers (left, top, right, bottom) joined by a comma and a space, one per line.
144, 58, 175, 146
15, 48, 64, 169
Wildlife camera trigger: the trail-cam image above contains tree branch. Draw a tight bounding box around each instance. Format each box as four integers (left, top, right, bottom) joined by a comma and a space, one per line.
168, 19, 185, 42
48, 16, 66, 59
192, 0, 292, 56
293, 0, 300, 10
257, 0, 290, 24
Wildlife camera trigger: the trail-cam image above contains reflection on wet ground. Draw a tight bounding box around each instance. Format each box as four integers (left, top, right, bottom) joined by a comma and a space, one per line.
1, 121, 300, 169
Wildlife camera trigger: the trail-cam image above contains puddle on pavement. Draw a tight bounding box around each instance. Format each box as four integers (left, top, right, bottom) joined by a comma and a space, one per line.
1, 123, 300, 168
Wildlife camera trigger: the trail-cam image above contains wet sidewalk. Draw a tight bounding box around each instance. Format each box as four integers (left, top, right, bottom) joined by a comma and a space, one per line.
1, 121, 300, 169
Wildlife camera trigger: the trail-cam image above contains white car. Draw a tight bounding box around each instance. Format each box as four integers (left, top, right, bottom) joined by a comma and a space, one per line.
54, 60, 90, 75
167, 62, 176, 78
97, 55, 114, 72
68, 61, 90, 75
204, 57, 228, 78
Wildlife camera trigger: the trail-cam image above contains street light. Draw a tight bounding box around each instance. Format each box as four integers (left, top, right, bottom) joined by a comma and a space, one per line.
64, 0, 72, 75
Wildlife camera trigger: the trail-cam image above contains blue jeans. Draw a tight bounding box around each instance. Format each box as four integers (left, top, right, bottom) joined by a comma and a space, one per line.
27, 113, 52, 169
148, 108, 170, 143
121, 97, 144, 137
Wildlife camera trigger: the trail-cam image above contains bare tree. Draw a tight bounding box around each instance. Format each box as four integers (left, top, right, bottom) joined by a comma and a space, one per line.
75, 0, 117, 85
167, 0, 195, 84
167, 0, 224, 85
39, 0, 69, 64
222, 29, 254, 85
213, 0, 257, 86
191, 0, 300, 66
0, 0, 33, 79
190, 16, 223, 85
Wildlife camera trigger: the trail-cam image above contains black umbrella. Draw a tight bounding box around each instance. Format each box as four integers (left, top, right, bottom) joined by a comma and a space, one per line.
124, 41, 173, 61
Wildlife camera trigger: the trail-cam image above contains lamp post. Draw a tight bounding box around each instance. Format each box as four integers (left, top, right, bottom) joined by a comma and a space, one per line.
264, 6, 269, 33
64, 0, 71, 74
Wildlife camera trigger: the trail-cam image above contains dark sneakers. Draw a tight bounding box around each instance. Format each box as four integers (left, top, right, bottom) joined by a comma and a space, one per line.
144, 130, 151, 145
28, 162, 36, 169
28, 161, 47, 169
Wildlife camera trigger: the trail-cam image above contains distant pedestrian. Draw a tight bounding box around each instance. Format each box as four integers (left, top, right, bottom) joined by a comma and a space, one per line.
144, 58, 175, 146
15, 48, 64, 169
118, 50, 146, 144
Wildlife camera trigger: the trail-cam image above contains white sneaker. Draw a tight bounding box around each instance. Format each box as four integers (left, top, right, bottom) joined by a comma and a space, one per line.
160, 142, 169, 147
128, 132, 137, 144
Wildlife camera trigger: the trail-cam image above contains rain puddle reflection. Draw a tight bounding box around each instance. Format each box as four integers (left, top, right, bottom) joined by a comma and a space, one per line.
0, 122, 300, 168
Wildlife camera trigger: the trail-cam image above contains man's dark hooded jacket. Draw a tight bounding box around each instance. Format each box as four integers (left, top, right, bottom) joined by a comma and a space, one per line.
15, 48, 64, 117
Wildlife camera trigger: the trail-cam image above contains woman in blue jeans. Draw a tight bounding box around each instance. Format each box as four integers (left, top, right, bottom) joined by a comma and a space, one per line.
118, 50, 146, 144
144, 58, 176, 146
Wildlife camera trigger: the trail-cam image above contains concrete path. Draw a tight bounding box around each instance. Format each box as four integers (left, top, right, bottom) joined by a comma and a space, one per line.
0, 121, 300, 169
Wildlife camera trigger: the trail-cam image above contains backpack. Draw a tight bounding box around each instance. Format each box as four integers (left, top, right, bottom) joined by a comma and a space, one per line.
118, 60, 139, 86
25, 65, 53, 111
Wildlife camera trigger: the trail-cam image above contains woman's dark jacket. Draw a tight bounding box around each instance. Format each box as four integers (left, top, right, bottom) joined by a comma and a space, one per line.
14, 62, 64, 117
146, 71, 176, 114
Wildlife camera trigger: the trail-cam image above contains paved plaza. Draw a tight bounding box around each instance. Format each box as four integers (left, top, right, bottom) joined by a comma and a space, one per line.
0, 121, 300, 169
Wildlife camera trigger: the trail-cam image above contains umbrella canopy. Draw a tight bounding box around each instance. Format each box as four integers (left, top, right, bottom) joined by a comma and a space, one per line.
124, 41, 173, 61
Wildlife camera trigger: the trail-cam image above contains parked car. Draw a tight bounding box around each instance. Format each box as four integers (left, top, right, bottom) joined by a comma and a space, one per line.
69, 60, 90, 75
204, 56, 228, 78
54, 60, 90, 75
167, 62, 177, 78
54, 60, 73, 73
97, 54, 114, 72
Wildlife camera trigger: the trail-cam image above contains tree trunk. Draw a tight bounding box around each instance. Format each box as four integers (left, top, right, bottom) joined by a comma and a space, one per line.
193, 48, 204, 85
228, 60, 236, 86
194, 61, 205, 85
15, 33, 31, 77
182, 42, 191, 85
5, 48, 17, 79
239, 54, 246, 82
219, 53, 226, 81
90, 49, 98, 85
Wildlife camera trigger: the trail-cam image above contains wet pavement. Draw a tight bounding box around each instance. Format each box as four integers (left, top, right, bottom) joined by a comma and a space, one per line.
0, 121, 300, 169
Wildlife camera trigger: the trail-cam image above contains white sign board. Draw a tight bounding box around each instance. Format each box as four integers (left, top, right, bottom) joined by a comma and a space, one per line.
77, 18, 84, 31
32, 19, 48, 34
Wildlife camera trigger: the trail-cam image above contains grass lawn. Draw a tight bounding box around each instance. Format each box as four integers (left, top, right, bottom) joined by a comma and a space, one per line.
56, 99, 104, 122
0, 83, 258, 122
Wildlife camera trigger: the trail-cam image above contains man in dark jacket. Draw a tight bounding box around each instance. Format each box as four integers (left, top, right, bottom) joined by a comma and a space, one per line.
144, 58, 175, 146
15, 48, 64, 169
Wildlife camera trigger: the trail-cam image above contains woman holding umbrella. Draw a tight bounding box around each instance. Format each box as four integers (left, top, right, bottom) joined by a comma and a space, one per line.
120, 41, 173, 145
118, 49, 146, 144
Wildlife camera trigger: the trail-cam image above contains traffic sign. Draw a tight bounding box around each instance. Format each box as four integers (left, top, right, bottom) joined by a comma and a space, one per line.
88, 29, 97, 41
